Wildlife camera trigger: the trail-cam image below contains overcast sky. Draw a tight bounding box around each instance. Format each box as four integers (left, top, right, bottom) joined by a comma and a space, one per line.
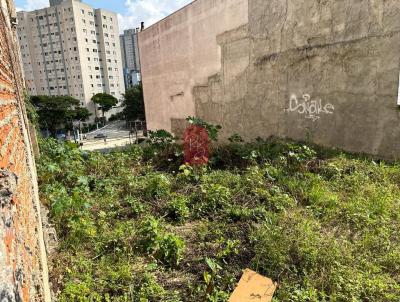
15, 0, 193, 32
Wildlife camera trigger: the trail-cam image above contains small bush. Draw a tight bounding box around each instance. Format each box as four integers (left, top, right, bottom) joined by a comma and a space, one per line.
156, 233, 186, 267
137, 216, 185, 267
142, 173, 171, 199
197, 183, 232, 216
165, 194, 190, 222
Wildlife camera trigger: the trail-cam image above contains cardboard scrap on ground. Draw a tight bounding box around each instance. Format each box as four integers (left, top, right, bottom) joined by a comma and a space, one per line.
229, 269, 276, 302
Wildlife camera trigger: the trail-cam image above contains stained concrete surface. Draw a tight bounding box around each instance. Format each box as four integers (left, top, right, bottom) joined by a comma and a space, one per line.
140, 0, 400, 159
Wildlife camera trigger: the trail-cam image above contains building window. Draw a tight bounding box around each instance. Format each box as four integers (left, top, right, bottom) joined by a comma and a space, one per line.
81, 9, 85, 14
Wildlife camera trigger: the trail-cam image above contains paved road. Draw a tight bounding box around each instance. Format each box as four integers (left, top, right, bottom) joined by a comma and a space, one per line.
85, 121, 130, 140
80, 121, 145, 152
81, 137, 133, 152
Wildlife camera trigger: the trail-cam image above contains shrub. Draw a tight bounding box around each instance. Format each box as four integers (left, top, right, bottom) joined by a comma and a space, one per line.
197, 183, 232, 216
148, 129, 175, 147
186, 116, 221, 141
165, 194, 190, 222
142, 173, 171, 199
137, 216, 162, 253
125, 196, 147, 217
156, 233, 186, 267
137, 216, 185, 267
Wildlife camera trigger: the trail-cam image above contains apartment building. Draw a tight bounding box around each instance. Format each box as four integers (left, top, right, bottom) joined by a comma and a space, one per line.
17, 0, 125, 118
120, 28, 141, 88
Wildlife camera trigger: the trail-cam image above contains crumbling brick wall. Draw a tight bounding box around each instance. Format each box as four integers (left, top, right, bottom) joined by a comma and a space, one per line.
0, 0, 50, 301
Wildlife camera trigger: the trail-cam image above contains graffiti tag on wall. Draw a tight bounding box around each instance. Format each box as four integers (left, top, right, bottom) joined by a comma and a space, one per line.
285, 94, 334, 122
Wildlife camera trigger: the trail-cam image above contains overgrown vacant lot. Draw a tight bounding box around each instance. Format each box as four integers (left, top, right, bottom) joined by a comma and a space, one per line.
38, 137, 400, 301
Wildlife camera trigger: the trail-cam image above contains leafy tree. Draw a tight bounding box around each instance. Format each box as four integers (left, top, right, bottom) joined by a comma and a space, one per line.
31, 95, 91, 137
123, 83, 145, 121
91, 93, 118, 118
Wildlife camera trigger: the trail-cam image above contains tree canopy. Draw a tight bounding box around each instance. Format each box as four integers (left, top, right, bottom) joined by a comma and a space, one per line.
91, 93, 118, 117
31, 95, 91, 137
123, 83, 145, 122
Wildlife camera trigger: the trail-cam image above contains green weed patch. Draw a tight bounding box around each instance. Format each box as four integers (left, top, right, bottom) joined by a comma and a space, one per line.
38, 138, 400, 301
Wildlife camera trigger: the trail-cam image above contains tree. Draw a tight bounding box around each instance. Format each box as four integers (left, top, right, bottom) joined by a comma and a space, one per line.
123, 83, 145, 122
31, 95, 91, 137
91, 93, 118, 118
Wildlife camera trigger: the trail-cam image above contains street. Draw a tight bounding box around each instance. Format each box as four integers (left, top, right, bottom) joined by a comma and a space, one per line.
85, 121, 130, 140
81, 121, 140, 152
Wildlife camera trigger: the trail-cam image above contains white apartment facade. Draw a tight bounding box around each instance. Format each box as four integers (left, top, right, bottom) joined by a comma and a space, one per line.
120, 28, 141, 89
17, 0, 125, 119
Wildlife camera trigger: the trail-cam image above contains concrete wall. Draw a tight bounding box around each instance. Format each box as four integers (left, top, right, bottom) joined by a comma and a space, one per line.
0, 0, 51, 300
138, 0, 248, 131
139, 0, 400, 159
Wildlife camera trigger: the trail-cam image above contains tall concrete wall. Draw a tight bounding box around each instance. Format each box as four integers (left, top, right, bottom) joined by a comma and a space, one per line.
138, 0, 248, 131
0, 0, 51, 300
139, 0, 400, 159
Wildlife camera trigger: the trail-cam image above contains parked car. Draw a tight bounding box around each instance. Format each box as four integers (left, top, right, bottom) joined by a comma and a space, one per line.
56, 133, 67, 141
94, 133, 107, 139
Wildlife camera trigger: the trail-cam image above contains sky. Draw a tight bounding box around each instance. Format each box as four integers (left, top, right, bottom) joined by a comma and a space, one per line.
15, 0, 193, 32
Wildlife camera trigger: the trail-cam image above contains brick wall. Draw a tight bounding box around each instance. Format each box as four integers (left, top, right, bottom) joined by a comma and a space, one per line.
0, 0, 50, 301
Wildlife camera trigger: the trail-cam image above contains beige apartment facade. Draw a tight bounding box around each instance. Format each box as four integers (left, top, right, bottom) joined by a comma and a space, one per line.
17, 0, 125, 119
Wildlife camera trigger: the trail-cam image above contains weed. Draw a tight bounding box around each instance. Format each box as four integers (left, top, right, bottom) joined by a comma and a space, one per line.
38, 136, 400, 301
165, 194, 190, 222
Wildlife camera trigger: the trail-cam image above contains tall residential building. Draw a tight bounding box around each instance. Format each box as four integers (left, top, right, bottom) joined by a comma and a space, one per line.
17, 0, 125, 118
120, 28, 141, 88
